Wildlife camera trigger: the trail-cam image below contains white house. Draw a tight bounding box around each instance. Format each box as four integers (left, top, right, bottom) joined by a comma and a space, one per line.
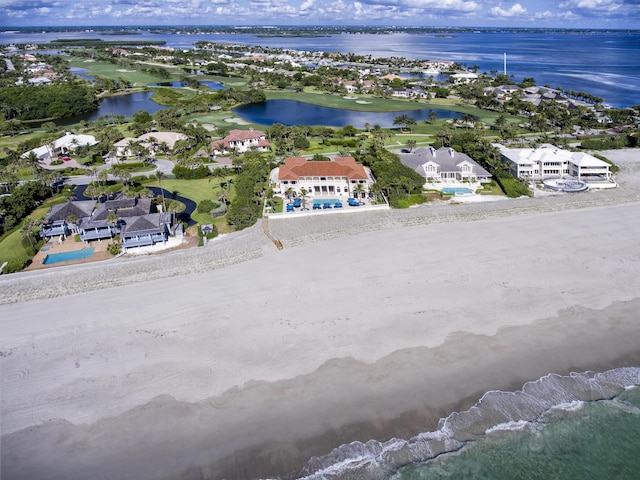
400, 147, 491, 185
495, 144, 615, 185
114, 132, 187, 158
274, 157, 373, 199
23, 132, 98, 162
211, 129, 270, 155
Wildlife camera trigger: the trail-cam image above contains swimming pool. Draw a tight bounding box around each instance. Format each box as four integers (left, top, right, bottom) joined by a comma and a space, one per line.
43, 247, 95, 265
312, 198, 341, 205
442, 187, 474, 195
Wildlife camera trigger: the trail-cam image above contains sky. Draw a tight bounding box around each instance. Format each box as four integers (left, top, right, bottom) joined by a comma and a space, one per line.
0, 0, 639, 29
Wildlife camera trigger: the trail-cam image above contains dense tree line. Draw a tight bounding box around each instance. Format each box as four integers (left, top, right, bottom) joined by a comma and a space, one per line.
0, 83, 98, 121
226, 153, 273, 230
359, 147, 425, 207
0, 181, 53, 235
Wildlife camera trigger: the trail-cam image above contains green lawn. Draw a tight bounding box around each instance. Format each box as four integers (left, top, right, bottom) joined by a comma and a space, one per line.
0, 203, 53, 265
66, 59, 183, 86
146, 176, 236, 228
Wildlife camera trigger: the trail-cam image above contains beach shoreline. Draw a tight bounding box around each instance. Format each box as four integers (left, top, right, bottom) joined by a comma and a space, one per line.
1, 149, 640, 479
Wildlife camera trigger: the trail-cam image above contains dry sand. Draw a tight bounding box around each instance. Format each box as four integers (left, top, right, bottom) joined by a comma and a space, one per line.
2, 149, 640, 479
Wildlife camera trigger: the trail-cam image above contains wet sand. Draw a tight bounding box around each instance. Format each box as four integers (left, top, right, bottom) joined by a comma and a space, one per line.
1, 150, 640, 479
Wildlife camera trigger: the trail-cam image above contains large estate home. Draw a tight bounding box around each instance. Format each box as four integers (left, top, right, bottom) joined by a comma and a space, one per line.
114, 131, 187, 158
211, 129, 270, 155
41, 196, 172, 250
274, 157, 374, 199
495, 144, 615, 185
23, 132, 98, 162
400, 146, 492, 185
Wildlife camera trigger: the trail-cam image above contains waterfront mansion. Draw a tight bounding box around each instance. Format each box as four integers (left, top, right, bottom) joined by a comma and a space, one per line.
400, 146, 492, 185
495, 144, 615, 185
40, 196, 172, 251
272, 157, 374, 199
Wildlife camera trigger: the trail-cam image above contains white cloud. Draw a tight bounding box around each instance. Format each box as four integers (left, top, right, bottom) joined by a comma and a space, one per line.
489, 3, 528, 17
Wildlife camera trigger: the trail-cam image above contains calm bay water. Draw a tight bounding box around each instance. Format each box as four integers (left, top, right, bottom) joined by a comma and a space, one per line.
2, 28, 639, 107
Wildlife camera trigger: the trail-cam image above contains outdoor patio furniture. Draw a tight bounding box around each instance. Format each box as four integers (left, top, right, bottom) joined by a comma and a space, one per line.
293, 198, 301, 207
313, 203, 321, 210
286, 204, 295, 212
334, 202, 343, 208
323, 203, 331, 209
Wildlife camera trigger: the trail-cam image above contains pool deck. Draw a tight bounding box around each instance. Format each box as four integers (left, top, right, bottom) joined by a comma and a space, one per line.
28, 237, 112, 271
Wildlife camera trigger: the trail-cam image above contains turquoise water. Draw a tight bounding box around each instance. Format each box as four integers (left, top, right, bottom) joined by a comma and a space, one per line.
392, 387, 640, 480
441, 187, 474, 195
43, 247, 95, 265
298, 368, 640, 480
313, 199, 341, 205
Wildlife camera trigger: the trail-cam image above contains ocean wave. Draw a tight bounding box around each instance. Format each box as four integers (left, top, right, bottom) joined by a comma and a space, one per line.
295, 367, 640, 480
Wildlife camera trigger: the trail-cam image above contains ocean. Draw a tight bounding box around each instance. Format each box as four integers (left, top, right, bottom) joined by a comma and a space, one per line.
2, 27, 639, 480
0, 28, 639, 108
298, 368, 640, 479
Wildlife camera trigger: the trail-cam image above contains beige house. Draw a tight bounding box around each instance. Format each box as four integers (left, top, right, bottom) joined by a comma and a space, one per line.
211, 129, 270, 155
274, 157, 373, 199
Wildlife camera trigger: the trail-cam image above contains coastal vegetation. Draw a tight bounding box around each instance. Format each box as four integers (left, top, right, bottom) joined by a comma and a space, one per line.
1, 37, 639, 271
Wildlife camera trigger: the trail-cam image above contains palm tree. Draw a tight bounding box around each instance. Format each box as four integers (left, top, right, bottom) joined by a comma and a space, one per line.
406, 139, 417, 152
156, 171, 167, 212
299, 188, 309, 210
20, 219, 37, 248
353, 182, 366, 200
106, 213, 119, 239
284, 186, 295, 204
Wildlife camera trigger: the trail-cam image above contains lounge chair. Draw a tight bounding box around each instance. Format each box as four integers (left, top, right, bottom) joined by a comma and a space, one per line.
313, 203, 321, 210
323, 203, 332, 209
334, 202, 343, 208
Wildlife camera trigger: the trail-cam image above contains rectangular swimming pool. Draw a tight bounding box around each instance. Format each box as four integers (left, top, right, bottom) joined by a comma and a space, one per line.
43, 247, 95, 265
442, 187, 474, 195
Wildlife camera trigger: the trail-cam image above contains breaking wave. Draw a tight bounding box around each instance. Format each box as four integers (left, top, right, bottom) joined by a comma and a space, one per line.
295, 367, 640, 480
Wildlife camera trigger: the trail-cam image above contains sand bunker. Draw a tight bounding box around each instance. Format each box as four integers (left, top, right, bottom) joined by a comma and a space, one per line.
355, 100, 372, 104
224, 117, 250, 125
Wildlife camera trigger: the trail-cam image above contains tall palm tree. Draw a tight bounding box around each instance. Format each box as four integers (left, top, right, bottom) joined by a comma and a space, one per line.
156, 171, 167, 212
299, 188, 309, 210
106, 213, 119, 239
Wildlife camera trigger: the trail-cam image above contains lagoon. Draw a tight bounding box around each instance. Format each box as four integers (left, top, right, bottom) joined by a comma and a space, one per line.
233, 99, 463, 128
59, 91, 167, 126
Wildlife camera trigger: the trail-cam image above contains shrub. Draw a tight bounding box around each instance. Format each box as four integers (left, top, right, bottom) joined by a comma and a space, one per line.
197, 199, 220, 214
497, 177, 533, 198
107, 241, 121, 255
2, 258, 29, 274
172, 164, 210, 179
50, 160, 63, 166
390, 198, 411, 208
111, 162, 146, 170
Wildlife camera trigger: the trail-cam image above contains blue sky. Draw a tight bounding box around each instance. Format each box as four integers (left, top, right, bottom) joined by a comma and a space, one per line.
1, 0, 639, 29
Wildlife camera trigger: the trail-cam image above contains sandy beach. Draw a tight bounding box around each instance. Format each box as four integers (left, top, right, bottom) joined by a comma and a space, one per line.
2, 149, 640, 479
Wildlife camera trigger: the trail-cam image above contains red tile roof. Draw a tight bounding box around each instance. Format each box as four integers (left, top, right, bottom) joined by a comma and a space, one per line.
279, 157, 368, 180
211, 129, 268, 149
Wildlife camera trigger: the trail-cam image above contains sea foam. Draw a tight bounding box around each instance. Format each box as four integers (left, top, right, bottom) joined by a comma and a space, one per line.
295, 367, 640, 480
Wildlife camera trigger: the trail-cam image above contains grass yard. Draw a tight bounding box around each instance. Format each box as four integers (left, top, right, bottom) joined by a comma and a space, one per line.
145, 176, 236, 230
0, 202, 54, 265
